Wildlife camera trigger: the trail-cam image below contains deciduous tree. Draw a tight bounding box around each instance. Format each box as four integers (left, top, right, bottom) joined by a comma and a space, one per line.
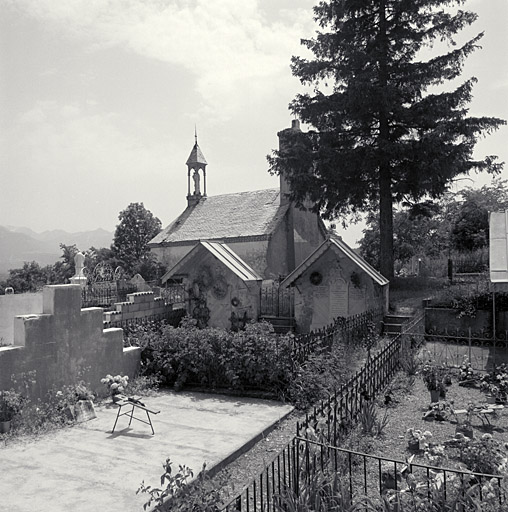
112, 203, 162, 275
268, 0, 505, 279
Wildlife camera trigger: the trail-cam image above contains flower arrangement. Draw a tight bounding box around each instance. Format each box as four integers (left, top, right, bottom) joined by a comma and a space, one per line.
458, 357, 479, 387
101, 374, 129, 398
0, 389, 24, 422
423, 442, 446, 465
406, 428, 432, 451
422, 400, 455, 422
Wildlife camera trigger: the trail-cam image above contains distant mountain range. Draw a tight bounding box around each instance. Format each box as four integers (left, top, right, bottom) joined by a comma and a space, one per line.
0, 226, 113, 276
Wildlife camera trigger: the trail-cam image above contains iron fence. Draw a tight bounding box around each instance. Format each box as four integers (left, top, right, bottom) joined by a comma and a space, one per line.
160, 284, 186, 306
104, 308, 186, 331
294, 437, 503, 510
221, 314, 427, 511
290, 308, 384, 364
81, 283, 138, 308
260, 285, 293, 317
422, 327, 508, 372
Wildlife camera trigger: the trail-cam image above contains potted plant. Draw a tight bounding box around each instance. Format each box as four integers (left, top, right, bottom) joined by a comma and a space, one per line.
422, 362, 447, 402
101, 374, 129, 403
406, 428, 432, 452
455, 403, 475, 439
0, 389, 24, 434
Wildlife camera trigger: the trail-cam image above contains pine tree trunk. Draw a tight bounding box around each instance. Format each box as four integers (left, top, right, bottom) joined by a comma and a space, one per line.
379, 167, 394, 280
378, 0, 394, 281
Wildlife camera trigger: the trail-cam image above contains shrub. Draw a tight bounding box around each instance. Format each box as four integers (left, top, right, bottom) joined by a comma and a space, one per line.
130, 319, 295, 395
287, 342, 363, 409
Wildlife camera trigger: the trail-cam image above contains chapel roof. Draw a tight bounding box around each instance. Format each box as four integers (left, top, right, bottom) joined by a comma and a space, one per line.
149, 188, 289, 245
186, 142, 207, 166
161, 241, 262, 284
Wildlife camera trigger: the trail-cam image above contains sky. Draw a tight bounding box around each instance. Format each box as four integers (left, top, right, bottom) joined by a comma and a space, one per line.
1, 0, 507, 248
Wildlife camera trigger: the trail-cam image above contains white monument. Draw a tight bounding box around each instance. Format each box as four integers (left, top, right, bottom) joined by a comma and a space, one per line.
70, 252, 87, 288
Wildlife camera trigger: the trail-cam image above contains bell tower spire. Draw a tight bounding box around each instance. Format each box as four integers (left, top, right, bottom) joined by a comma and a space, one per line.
186, 127, 208, 207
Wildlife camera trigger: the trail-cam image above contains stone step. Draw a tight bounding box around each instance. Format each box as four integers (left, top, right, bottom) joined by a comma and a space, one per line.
384, 314, 413, 325
383, 323, 403, 334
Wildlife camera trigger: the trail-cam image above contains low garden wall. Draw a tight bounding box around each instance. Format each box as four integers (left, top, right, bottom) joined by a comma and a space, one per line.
425, 307, 508, 335
0, 285, 141, 400
103, 291, 173, 325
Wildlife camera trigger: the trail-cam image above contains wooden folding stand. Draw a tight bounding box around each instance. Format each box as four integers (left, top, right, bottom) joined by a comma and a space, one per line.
112, 396, 160, 435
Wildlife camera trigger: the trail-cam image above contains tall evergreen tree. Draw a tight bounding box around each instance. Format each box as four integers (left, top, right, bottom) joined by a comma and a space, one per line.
268, 0, 505, 279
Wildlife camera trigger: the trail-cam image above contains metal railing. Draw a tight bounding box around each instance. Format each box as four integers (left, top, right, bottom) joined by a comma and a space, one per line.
294, 437, 503, 509
221, 314, 426, 511
104, 308, 186, 332
289, 307, 384, 364
424, 327, 508, 371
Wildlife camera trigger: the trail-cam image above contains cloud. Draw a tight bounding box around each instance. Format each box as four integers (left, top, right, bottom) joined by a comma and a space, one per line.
9, 0, 314, 121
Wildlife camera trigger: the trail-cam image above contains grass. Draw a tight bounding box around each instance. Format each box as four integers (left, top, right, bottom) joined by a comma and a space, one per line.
389, 277, 449, 312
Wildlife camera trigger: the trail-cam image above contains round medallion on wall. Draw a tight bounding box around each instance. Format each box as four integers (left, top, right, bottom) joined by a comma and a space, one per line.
231, 297, 240, 307
310, 271, 323, 285
212, 278, 228, 299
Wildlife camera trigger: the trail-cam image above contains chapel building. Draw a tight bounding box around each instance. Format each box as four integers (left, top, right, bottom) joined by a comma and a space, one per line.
148, 121, 328, 279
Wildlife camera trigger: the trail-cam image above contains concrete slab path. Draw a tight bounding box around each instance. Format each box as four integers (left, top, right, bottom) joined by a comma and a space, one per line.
0, 389, 293, 512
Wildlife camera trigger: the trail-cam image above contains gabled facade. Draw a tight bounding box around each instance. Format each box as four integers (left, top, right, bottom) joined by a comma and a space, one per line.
281, 236, 389, 332
149, 122, 328, 279
161, 241, 263, 329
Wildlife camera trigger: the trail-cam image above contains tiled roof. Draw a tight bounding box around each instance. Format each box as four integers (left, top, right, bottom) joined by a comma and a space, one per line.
186, 143, 207, 166
161, 241, 262, 283
149, 189, 288, 245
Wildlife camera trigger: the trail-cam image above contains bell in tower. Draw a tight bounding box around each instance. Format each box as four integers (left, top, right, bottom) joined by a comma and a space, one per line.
186, 128, 208, 207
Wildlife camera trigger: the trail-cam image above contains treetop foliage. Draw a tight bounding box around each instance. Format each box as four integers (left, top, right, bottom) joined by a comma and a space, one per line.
112, 202, 162, 275
269, 0, 505, 278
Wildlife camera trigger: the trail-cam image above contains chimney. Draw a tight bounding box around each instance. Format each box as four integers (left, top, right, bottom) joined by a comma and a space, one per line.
277, 119, 301, 205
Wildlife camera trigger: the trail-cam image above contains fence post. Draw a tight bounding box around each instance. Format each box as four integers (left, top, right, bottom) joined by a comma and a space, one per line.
468, 327, 472, 363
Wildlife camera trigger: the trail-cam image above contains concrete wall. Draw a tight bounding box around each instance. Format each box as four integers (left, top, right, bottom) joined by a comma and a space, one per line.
292, 249, 386, 333
103, 291, 171, 325
152, 244, 194, 273
291, 206, 327, 268
0, 292, 43, 345
0, 285, 140, 400
180, 250, 261, 329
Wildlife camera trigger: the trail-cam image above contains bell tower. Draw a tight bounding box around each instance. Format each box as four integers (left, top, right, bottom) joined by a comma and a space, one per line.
186, 128, 208, 207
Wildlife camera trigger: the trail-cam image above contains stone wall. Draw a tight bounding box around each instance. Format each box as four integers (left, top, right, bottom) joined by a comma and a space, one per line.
0, 285, 141, 400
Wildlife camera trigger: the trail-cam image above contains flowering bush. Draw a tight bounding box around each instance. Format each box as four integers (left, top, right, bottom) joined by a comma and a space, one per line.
0, 389, 25, 422
480, 363, 508, 402
455, 433, 508, 474
101, 374, 129, 396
